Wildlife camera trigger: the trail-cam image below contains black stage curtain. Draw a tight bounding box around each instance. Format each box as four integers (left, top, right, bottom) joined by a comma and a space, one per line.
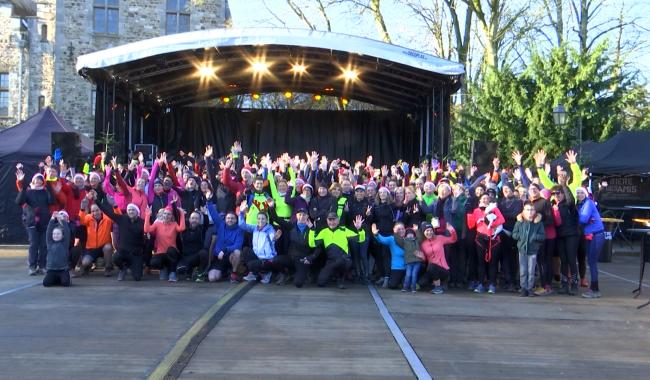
159, 108, 418, 164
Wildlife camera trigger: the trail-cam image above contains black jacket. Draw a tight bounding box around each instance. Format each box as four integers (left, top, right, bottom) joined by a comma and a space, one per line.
97, 199, 145, 253
16, 181, 53, 229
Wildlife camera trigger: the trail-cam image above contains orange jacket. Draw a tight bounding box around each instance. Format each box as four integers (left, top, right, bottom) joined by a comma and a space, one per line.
79, 211, 113, 249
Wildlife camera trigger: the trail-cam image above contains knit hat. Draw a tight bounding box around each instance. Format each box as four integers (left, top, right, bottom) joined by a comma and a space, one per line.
354, 184, 366, 191
31, 173, 45, 183
295, 178, 305, 187
58, 210, 69, 218
126, 203, 140, 216
302, 184, 313, 192
153, 178, 163, 186
89, 172, 101, 183
366, 180, 377, 188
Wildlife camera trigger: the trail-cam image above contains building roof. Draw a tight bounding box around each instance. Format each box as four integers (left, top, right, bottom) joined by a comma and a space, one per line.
76, 28, 464, 110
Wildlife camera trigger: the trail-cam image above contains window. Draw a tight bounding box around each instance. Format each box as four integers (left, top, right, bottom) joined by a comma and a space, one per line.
91, 90, 97, 116
38, 96, 45, 111
166, 0, 190, 35
94, 0, 119, 35
41, 24, 48, 42
0, 73, 9, 117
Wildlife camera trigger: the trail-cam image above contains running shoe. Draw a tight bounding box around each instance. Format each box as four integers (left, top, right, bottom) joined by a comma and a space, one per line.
28, 266, 37, 276
168, 272, 178, 283
230, 272, 240, 284
117, 269, 126, 281
474, 284, 485, 294
243, 272, 257, 282
582, 289, 602, 299
260, 272, 272, 284
487, 284, 496, 294
431, 286, 444, 295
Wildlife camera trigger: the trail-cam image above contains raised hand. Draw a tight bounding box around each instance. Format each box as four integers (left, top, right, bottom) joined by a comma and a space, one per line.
371, 223, 379, 235
239, 200, 248, 213
492, 157, 500, 169
273, 229, 282, 241
470, 165, 478, 176
111, 156, 118, 169
353, 215, 364, 230
511, 150, 523, 166
366, 155, 373, 167
204, 145, 213, 158
565, 149, 577, 164
366, 205, 372, 216
381, 165, 389, 177
533, 149, 546, 167
16, 168, 25, 181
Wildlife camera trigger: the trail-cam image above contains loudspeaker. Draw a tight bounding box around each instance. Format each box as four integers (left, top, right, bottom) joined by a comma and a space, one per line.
470, 141, 498, 175
51, 132, 81, 165
134, 144, 158, 166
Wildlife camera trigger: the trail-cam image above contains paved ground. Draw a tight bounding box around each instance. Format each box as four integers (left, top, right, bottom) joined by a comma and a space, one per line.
1, 247, 650, 380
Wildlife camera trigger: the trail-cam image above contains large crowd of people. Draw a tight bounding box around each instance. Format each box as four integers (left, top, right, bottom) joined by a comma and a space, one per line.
15, 141, 606, 299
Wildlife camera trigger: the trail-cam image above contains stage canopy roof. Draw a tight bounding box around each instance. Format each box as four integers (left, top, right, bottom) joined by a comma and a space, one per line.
76, 28, 464, 110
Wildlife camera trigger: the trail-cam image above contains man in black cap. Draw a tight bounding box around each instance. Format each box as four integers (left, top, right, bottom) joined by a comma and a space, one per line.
305, 212, 365, 288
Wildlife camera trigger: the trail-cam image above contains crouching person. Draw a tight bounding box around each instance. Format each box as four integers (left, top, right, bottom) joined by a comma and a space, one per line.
97, 196, 145, 281
305, 213, 365, 289
79, 192, 114, 276
176, 212, 209, 281
204, 204, 243, 283
238, 201, 282, 284
143, 205, 186, 282
43, 212, 72, 287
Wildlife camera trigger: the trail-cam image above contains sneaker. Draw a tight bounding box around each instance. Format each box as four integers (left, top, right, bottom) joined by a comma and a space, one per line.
168, 272, 178, 283
381, 277, 389, 288
275, 273, 287, 286
580, 278, 589, 287
431, 286, 444, 295
467, 281, 477, 291
81, 264, 90, 276
260, 272, 272, 284
69, 270, 79, 278
117, 269, 126, 281
159, 268, 169, 281
401, 287, 408, 292
374, 277, 385, 286
243, 272, 257, 282
569, 282, 578, 296
104, 267, 113, 277
558, 283, 569, 295
519, 289, 529, 297
582, 289, 602, 299
535, 287, 551, 296
195, 273, 205, 283
488, 284, 496, 294
28, 266, 37, 276
230, 273, 240, 284
411, 288, 417, 293
474, 284, 485, 294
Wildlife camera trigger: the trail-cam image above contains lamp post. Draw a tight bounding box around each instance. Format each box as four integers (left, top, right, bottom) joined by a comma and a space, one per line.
553, 103, 582, 158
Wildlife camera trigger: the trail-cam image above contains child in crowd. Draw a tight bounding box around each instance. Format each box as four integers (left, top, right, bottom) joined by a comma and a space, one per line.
43, 211, 72, 287
395, 227, 425, 292
512, 202, 546, 297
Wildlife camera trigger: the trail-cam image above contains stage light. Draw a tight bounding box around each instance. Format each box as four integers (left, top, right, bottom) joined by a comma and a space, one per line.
324, 87, 334, 92
284, 91, 293, 99
221, 96, 231, 103
313, 94, 322, 101
343, 69, 358, 81
198, 65, 215, 78
291, 64, 307, 74
252, 93, 260, 100
251, 61, 269, 74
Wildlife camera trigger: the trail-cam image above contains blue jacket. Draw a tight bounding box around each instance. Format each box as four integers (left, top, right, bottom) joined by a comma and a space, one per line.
577, 198, 604, 235
206, 203, 244, 256
375, 234, 406, 270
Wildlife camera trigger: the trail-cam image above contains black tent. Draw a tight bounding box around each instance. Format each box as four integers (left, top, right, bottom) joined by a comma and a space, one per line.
583, 131, 650, 175
0, 108, 93, 243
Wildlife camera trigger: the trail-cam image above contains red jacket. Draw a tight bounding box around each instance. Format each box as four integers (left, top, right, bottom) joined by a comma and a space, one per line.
467, 205, 505, 238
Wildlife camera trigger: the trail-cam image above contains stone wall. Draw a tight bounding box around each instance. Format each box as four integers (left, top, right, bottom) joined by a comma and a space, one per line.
55, 0, 226, 137
0, 0, 225, 134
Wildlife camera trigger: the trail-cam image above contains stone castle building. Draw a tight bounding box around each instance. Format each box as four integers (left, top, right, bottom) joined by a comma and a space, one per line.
0, 0, 229, 136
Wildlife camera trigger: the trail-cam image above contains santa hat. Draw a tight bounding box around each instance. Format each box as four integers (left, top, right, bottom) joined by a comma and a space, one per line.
31, 173, 45, 183
73, 173, 86, 183
302, 184, 313, 192
126, 203, 140, 216
89, 172, 101, 183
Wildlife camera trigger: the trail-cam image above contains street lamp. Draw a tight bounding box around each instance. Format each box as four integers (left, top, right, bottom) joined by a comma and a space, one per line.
552, 103, 582, 158
552, 103, 567, 126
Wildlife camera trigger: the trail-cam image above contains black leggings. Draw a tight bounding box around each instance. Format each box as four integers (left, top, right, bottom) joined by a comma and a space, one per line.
388, 269, 405, 289
418, 264, 449, 286
150, 247, 180, 272
242, 247, 283, 275
557, 235, 579, 284
476, 235, 501, 285
43, 270, 71, 287
112, 249, 144, 281
538, 238, 555, 287
317, 255, 352, 287
177, 249, 208, 275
